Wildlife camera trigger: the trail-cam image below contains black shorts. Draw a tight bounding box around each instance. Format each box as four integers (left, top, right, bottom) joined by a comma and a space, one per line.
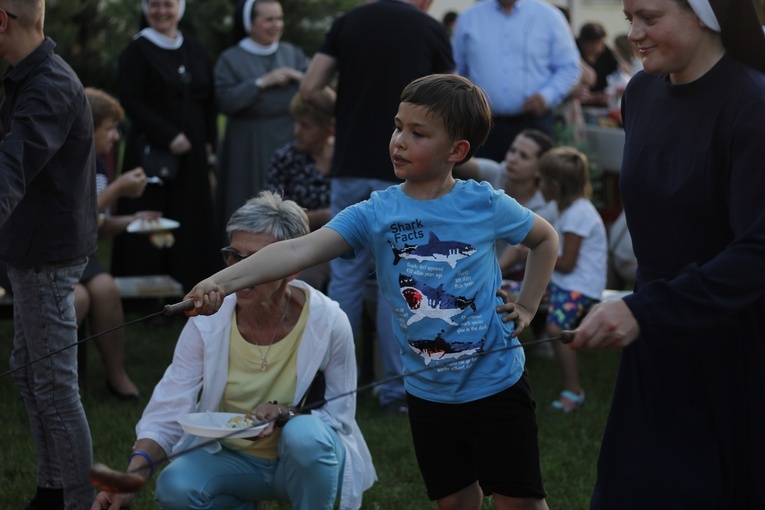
406, 372, 546, 501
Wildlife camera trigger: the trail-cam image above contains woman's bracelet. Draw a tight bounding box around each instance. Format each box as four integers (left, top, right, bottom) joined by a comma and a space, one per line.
269, 400, 295, 427
128, 450, 155, 477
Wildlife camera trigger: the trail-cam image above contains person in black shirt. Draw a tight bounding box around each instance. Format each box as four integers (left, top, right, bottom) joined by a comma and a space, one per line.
576, 22, 620, 107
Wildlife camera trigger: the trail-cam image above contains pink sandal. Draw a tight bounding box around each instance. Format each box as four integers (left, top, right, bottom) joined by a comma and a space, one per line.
551, 390, 585, 412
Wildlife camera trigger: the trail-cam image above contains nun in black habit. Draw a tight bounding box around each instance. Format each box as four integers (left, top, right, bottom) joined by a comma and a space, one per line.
111, 0, 222, 293
566, 0, 765, 507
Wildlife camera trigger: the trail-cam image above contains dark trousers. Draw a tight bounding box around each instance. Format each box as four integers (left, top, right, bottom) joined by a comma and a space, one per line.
477, 111, 554, 162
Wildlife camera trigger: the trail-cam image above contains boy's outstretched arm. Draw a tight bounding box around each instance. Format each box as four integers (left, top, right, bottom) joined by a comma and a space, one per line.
512, 215, 558, 336
184, 227, 351, 316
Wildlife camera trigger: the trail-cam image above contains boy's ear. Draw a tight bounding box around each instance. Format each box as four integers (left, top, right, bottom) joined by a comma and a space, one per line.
448, 140, 471, 163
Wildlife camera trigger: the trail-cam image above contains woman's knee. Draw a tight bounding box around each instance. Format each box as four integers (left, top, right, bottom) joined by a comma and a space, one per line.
86, 273, 121, 304
279, 416, 339, 466
155, 461, 202, 509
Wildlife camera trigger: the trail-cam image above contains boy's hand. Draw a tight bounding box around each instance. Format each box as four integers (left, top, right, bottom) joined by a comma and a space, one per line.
496, 289, 532, 337
184, 278, 225, 316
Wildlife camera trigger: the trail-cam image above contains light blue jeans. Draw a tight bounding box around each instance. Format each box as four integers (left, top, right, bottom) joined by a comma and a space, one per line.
328, 176, 406, 406
8, 259, 94, 510
155, 415, 346, 510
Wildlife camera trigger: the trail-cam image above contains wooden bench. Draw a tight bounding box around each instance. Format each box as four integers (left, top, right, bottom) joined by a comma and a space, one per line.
113, 274, 184, 300
0, 275, 184, 383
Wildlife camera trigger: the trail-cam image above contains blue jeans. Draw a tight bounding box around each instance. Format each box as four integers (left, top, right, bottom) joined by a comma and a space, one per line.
8, 259, 94, 510
328, 177, 405, 406
155, 415, 346, 510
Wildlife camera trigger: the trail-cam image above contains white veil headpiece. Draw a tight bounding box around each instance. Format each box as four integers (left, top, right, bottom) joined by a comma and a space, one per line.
687, 0, 721, 31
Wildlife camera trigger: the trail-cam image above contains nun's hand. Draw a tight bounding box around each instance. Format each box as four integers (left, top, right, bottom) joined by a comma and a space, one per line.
569, 299, 640, 349
262, 67, 303, 88
169, 133, 191, 155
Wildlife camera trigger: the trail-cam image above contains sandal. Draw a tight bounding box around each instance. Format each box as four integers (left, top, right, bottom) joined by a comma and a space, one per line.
551, 390, 585, 412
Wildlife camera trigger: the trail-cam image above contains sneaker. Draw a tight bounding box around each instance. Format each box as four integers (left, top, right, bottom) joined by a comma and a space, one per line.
551, 390, 585, 413
381, 399, 408, 416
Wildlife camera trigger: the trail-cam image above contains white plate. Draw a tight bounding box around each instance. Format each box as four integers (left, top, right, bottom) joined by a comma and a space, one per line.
177, 412, 268, 439
126, 217, 180, 234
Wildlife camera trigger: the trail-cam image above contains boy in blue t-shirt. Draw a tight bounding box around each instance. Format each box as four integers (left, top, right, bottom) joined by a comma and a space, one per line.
187, 74, 558, 510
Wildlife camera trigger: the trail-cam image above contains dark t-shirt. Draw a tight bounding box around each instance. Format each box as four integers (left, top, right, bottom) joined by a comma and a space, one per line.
578, 43, 620, 93
0, 37, 97, 267
319, 0, 454, 181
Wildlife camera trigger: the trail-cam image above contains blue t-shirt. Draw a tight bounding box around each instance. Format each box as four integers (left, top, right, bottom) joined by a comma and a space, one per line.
327, 180, 535, 403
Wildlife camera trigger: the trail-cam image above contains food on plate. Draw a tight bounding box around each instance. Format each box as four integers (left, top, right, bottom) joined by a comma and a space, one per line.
227, 414, 256, 429
136, 217, 162, 230
149, 232, 175, 249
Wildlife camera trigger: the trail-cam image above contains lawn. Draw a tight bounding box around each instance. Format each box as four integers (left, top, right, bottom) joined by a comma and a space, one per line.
0, 302, 620, 509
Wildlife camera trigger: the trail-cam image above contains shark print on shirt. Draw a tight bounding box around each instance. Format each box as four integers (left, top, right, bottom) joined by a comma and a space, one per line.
388, 231, 476, 269
407, 330, 485, 365
398, 273, 477, 326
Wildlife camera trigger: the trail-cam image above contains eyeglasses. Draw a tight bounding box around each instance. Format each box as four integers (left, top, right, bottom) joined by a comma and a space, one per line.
221, 246, 251, 266
2, 9, 16, 19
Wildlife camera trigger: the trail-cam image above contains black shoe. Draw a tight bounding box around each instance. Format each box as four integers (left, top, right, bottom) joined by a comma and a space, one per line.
25, 503, 64, 510
25, 488, 64, 510
107, 381, 140, 400
381, 399, 408, 416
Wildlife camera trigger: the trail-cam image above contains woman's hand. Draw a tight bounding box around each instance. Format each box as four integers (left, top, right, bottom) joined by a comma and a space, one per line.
248, 402, 288, 440
570, 82, 592, 102
132, 210, 163, 222
568, 299, 640, 349
100, 210, 162, 237
115, 168, 148, 199
169, 133, 192, 155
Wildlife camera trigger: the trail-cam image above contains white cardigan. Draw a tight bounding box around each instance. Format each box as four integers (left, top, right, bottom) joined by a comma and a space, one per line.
135, 280, 377, 509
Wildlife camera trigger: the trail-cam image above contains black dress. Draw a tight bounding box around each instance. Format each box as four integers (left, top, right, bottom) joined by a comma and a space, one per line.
592, 55, 765, 509
111, 34, 222, 293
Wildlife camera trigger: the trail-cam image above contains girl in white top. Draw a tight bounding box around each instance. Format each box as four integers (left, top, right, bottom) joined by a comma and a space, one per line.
538, 147, 607, 412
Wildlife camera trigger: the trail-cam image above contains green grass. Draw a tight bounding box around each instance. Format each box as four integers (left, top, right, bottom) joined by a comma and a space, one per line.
0, 308, 620, 509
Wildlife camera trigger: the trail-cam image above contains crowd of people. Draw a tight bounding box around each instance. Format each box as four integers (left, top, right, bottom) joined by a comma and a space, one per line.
2, 0, 765, 508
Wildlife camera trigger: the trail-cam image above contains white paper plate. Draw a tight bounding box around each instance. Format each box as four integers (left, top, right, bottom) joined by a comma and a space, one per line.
177, 412, 268, 439
126, 217, 180, 234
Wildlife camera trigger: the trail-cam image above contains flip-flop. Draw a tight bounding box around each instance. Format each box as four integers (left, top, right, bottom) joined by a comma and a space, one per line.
551, 390, 585, 412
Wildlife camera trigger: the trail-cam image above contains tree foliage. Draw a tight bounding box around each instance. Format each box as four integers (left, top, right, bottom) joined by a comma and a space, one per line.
43, 0, 357, 95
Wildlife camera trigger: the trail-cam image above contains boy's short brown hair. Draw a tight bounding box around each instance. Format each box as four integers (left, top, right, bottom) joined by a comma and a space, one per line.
399, 74, 492, 163
84, 87, 125, 130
